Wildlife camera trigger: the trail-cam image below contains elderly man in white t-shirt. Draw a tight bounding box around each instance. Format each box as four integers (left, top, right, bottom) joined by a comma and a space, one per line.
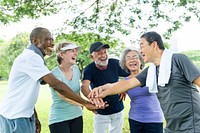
0, 27, 104, 133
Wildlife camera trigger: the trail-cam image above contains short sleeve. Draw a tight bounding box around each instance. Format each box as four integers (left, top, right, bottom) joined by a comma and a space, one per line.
24, 54, 50, 81
136, 67, 148, 86
82, 65, 93, 81
173, 54, 200, 82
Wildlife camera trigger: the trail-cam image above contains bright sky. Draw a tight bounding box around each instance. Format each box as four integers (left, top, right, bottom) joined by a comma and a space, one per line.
0, 14, 200, 52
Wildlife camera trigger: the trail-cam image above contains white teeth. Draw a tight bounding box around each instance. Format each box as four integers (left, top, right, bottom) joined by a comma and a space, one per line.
129, 63, 137, 66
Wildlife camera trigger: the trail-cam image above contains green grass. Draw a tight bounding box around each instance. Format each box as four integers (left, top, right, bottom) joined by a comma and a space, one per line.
0, 81, 130, 133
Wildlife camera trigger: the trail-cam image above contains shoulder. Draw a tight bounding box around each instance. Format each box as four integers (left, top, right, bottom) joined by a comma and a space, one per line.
51, 66, 60, 75
17, 49, 44, 66
172, 53, 190, 63
72, 64, 79, 70
109, 58, 119, 62
72, 64, 81, 74
108, 58, 119, 64
172, 53, 188, 59
85, 62, 95, 69
24, 49, 41, 59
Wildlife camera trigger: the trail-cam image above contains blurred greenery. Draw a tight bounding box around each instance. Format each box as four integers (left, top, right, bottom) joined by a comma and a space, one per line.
0, 81, 130, 133
182, 50, 200, 69
0, 31, 200, 80
0, 32, 125, 80
1, 0, 200, 40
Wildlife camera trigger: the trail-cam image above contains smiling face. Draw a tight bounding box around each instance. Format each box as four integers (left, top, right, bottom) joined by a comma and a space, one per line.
38, 30, 54, 56
125, 50, 142, 72
91, 48, 108, 67
139, 37, 155, 63
60, 48, 79, 65
31, 28, 54, 56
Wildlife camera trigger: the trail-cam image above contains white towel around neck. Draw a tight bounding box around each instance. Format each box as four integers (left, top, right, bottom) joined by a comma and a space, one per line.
146, 49, 173, 93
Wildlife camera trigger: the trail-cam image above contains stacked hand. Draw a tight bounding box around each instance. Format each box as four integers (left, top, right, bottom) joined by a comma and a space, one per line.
89, 97, 108, 109
88, 83, 113, 99
88, 86, 103, 99
84, 83, 117, 112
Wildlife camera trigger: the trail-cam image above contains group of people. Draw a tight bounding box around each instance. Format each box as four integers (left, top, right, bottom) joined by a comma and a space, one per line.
0, 27, 200, 133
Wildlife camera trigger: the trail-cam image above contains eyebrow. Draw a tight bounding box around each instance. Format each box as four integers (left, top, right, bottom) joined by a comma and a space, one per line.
126, 55, 138, 57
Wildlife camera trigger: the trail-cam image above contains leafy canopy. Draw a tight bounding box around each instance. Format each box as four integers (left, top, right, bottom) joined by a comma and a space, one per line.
1, 0, 200, 40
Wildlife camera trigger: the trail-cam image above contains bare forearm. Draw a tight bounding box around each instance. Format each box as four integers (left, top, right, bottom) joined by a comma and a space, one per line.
42, 74, 88, 105
81, 86, 91, 98
53, 82, 88, 105
104, 78, 141, 95
57, 92, 83, 106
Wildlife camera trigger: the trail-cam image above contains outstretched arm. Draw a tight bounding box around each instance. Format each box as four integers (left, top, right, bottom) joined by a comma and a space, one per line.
90, 77, 141, 98
81, 79, 108, 108
42, 73, 98, 111
57, 92, 83, 106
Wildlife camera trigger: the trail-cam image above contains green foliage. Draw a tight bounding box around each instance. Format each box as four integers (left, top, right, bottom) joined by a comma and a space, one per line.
0, 81, 131, 133
182, 50, 200, 69
0, 33, 29, 79
65, 0, 200, 40
0, 39, 7, 51
0, 0, 60, 24
46, 32, 125, 74
1, 0, 200, 41
0, 31, 125, 79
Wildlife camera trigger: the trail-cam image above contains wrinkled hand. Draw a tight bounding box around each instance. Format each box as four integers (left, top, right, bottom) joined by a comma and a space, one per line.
119, 92, 126, 101
89, 97, 109, 108
88, 86, 103, 99
88, 83, 113, 99
35, 118, 41, 133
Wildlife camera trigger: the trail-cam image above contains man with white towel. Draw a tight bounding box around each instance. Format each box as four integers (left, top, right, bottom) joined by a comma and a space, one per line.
90, 31, 200, 133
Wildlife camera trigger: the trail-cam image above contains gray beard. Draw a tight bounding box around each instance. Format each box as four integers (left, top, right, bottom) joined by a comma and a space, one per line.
95, 60, 108, 67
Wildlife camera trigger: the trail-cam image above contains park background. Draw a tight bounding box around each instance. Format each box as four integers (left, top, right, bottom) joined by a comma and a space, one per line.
0, 0, 200, 132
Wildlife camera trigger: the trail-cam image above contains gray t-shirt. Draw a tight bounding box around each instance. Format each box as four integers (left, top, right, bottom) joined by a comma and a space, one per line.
136, 53, 200, 133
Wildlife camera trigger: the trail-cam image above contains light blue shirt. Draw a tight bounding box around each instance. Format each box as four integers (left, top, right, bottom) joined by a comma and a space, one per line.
48, 65, 83, 125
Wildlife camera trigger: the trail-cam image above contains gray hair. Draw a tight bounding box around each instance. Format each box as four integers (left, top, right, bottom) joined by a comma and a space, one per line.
120, 47, 145, 73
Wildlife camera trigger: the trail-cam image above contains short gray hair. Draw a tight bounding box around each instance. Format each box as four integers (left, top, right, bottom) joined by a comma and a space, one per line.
120, 47, 145, 73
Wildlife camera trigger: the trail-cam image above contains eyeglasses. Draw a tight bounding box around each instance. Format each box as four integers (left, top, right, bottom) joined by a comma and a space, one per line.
125, 55, 139, 61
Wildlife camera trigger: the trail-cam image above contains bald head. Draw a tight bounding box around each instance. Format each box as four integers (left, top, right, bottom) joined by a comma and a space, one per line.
30, 27, 50, 44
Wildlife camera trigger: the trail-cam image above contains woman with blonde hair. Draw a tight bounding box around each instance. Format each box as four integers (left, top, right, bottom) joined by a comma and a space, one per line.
48, 42, 83, 133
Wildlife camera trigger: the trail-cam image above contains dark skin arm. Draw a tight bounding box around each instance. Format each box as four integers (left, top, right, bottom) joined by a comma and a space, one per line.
34, 108, 41, 133
42, 73, 99, 111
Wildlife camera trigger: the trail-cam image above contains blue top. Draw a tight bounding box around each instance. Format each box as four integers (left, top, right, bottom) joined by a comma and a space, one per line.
83, 58, 129, 115
48, 65, 83, 125
125, 77, 164, 123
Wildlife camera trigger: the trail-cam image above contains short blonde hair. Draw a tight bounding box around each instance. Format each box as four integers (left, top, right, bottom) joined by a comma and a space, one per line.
55, 42, 72, 64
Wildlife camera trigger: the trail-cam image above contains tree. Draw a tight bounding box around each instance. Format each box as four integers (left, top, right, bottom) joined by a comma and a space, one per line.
1, 0, 199, 79
0, 31, 124, 79
0, 0, 59, 25
64, 0, 200, 40
0, 33, 29, 79
1, 0, 199, 40
46, 32, 125, 75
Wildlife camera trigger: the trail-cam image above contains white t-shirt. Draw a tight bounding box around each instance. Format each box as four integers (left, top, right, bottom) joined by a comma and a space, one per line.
0, 49, 50, 119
